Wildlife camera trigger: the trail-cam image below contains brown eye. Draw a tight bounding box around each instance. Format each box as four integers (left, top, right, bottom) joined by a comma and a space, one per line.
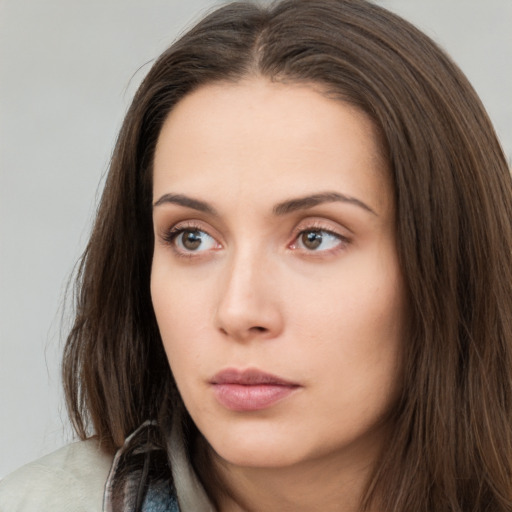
181, 230, 202, 250
171, 228, 217, 253
296, 229, 345, 252
301, 230, 323, 250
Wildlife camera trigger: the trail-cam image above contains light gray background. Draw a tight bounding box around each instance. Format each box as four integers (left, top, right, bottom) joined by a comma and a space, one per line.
1, 0, 511, 478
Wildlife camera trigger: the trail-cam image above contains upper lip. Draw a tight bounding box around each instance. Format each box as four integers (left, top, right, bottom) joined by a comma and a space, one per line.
210, 368, 299, 386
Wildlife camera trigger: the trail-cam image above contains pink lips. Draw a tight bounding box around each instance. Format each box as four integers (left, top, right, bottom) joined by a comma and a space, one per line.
210, 368, 300, 412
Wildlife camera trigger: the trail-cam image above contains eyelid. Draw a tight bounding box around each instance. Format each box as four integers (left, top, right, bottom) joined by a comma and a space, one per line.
159, 218, 217, 239
288, 218, 351, 253
159, 219, 222, 256
291, 218, 350, 239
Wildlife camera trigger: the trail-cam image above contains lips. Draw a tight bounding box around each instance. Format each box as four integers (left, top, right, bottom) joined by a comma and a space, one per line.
210, 368, 301, 412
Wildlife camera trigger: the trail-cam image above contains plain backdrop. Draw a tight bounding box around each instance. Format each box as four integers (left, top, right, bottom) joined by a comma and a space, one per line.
1, 0, 511, 478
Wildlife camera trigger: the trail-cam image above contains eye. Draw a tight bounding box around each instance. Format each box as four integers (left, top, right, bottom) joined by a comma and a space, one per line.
171, 228, 218, 253
294, 229, 345, 252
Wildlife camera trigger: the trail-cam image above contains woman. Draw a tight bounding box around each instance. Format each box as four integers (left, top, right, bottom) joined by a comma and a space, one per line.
2, 0, 511, 510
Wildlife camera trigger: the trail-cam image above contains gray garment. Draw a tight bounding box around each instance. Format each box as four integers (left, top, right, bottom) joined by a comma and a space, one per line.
0, 419, 214, 512
0, 439, 112, 511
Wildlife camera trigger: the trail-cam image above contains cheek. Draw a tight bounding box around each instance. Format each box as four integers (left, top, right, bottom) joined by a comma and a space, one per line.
290, 259, 403, 343
150, 260, 213, 373
151, 252, 207, 327
287, 255, 405, 393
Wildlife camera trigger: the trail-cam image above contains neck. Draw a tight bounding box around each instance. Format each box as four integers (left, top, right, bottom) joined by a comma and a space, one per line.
195, 437, 381, 512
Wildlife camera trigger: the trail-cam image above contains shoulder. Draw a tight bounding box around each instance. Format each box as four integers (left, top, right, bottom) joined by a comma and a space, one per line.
0, 439, 113, 512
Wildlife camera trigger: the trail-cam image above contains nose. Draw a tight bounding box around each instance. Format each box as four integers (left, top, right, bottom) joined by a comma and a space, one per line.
214, 249, 284, 342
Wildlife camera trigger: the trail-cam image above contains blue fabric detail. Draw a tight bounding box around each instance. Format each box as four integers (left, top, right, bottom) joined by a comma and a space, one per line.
104, 421, 181, 512
143, 479, 180, 511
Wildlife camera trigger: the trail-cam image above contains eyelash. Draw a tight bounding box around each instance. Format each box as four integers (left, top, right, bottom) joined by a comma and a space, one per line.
161, 221, 350, 258
161, 222, 218, 258
291, 224, 349, 253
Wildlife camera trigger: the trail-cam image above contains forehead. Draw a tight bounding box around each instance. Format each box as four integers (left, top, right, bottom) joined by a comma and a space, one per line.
152, 78, 392, 216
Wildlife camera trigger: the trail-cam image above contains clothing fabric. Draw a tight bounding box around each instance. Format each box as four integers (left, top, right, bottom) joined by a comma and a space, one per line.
0, 439, 112, 511
0, 420, 214, 512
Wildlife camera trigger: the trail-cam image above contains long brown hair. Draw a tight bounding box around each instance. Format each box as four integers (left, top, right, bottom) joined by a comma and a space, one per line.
63, 0, 512, 509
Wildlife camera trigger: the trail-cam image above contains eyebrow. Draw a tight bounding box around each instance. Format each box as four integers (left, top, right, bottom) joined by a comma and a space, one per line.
273, 192, 377, 216
153, 191, 376, 216
153, 193, 218, 215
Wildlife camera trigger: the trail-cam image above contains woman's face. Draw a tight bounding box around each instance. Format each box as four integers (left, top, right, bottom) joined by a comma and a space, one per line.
151, 79, 405, 472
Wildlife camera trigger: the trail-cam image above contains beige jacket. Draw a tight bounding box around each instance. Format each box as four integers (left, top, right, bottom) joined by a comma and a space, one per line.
0, 439, 112, 511
0, 418, 213, 512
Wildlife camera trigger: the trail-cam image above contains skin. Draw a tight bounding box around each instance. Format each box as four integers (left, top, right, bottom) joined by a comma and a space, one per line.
151, 78, 405, 512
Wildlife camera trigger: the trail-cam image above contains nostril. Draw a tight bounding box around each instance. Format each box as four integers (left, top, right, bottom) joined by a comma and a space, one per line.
250, 326, 268, 333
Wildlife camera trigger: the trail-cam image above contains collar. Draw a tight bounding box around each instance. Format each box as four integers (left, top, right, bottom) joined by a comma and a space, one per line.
103, 418, 213, 512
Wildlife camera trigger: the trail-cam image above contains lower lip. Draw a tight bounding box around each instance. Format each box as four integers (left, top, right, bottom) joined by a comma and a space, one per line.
212, 384, 299, 412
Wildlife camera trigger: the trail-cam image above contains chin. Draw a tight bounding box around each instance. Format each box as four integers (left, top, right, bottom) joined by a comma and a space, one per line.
203, 423, 307, 469
212, 441, 303, 469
